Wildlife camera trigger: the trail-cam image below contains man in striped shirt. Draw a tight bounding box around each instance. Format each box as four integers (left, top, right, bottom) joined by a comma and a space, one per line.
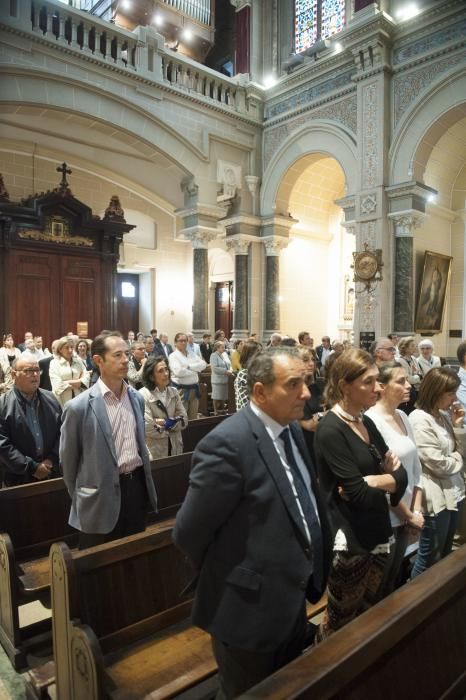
60, 332, 158, 549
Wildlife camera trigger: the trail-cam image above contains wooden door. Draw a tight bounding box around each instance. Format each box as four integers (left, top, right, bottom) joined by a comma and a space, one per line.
7, 250, 59, 347
116, 273, 139, 337
214, 281, 233, 338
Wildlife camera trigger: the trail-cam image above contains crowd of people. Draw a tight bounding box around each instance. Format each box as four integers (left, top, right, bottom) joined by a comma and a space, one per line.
0, 326, 465, 698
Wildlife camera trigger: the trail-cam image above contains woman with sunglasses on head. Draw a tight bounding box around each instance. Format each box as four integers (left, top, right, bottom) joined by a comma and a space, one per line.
314, 348, 407, 641
139, 355, 187, 459
365, 361, 424, 595
409, 367, 466, 578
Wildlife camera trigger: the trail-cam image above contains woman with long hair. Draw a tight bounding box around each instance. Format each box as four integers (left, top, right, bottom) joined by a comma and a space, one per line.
409, 367, 466, 577
366, 361, 424, 594
397, 336, 422, 414
234, 339, 262, 410
0, 333, 20, 372
314, 348, 407, 640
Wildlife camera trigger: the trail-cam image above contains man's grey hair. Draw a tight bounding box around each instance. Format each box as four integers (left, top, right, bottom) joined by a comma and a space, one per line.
370, 337, 391, 355
247, 347, 303, 395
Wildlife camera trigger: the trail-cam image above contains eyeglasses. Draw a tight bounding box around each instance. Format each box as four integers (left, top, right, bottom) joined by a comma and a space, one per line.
17, 368, 42, 376
378, 346, 396, 353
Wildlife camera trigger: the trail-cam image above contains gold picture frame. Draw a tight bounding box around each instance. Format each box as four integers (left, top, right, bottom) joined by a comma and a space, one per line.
415, 250, 452, 333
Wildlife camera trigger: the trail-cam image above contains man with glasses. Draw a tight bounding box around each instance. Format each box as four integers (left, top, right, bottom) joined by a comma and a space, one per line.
371, 338, 397, 366
0, 355, 62, 486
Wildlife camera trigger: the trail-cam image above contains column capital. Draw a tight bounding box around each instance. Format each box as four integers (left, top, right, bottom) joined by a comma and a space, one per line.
388, 211, 426, 237
226, 236, 252, 255
178, 226, 220, 248
386, 181, 437, 214
262, 236, 289, 256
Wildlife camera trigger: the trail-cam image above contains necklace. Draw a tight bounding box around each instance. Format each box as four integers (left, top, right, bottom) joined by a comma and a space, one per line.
334, 403, 363, 423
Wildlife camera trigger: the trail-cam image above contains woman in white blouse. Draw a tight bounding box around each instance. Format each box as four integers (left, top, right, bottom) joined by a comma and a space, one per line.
409, 367, 466, 577
366, 361, 424, 594
0, 333, 20, 372
49, 336, 89, 407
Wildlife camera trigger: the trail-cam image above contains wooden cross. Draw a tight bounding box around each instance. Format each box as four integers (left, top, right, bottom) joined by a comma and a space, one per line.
57, 162, 72, 188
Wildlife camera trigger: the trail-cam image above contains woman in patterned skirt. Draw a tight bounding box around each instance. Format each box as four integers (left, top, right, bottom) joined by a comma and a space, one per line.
314, 348, 407, 640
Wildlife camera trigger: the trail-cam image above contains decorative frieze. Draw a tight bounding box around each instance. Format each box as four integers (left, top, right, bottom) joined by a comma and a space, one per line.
265, 69, 354, 120
393, 16, 466, 65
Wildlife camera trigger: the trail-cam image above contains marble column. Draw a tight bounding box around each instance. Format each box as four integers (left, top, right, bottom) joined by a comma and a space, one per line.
389, 213, 424, 333
183, 228, 219, 336
263, 237, 287, 341
227, 238, 251, 338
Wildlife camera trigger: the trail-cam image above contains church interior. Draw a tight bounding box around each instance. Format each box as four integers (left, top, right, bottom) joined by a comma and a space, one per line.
0, 0, 466, 697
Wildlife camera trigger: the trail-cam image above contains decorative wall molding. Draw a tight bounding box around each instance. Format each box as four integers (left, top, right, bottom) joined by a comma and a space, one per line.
393, 15, 466, 65
360, 193, 377, 214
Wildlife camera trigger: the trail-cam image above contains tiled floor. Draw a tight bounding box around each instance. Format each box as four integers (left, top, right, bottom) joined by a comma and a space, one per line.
0, 601, 52, 700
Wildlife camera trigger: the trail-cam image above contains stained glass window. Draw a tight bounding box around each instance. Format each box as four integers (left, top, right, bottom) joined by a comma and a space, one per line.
295, 0, 345, 53
295, 0, 318, 54
321, 0, 345, 39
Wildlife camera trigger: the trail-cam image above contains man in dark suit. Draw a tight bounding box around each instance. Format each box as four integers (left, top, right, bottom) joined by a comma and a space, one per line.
0, 354, 62, 486
315, 335, 331, 370
159, 333, 173, 359
173, 347, 331, 698
199, 333, 213, 363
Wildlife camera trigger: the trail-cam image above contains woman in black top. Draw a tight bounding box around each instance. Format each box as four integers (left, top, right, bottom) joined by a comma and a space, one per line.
314, 348, 407, 640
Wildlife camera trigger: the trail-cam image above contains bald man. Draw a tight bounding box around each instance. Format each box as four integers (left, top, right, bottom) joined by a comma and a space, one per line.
0, 355, 62, 486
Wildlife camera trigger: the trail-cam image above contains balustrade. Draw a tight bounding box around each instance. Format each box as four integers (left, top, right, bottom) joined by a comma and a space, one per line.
2, 0, 256, 118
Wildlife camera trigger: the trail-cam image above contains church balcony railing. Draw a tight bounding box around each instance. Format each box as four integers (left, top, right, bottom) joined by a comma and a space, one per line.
0, 0, 261, 121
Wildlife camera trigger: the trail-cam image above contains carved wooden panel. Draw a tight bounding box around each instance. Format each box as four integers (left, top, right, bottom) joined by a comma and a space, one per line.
7, 251, 59, 345
61, 256, 102, 338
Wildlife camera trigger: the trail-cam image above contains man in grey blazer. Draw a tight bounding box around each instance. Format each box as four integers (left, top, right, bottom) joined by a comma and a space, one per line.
173, 347, 331, 698
60, 332, 158, 549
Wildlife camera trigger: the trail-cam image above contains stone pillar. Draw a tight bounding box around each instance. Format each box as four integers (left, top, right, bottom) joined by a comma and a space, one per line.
176, 176, 226, 337
386, 182, 434, 333
227, 237, 251, 339
262, 237, 288, 342
388, 212, 425, 333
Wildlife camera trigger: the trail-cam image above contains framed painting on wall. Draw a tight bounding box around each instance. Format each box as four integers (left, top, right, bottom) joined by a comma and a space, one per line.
414, 251, 452, 333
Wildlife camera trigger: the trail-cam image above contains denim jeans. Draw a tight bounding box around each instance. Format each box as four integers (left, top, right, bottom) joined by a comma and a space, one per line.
411, 505, 461, 578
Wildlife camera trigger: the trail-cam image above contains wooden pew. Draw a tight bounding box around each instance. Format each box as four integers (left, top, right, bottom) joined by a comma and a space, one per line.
0, 452, 193, 669
239, 546, 466, 700
181, 414, 228, 452
50, 521, 217, 700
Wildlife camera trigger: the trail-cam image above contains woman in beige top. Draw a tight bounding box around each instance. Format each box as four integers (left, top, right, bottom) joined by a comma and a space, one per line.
49, 336, 89, 407
139, 355, 187, 459
409, 367, 466, 577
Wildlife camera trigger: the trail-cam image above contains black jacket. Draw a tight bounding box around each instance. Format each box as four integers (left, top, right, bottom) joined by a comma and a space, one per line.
0, 387, 62, 486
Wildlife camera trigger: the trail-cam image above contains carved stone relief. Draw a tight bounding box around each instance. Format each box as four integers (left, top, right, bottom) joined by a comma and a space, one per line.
360, 193, 377, 214
263, 95, 357, 171
393, 53, 463, 126
361, 83, 378, 190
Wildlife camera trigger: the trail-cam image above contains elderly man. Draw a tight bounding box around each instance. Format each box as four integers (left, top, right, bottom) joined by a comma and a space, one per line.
127, 340, 147, 389
159, 333, 173, 359
187, 332, 201, 357
169, 332, 206, 420
0, 355, 62, 486
174, 347, 331, 698
370, 337, 397, 366
60, 332, 158, 549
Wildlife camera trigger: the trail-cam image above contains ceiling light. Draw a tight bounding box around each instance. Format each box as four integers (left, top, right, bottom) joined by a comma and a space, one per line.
120, 0, 131, 10
181, 28, 193, 42
263, 75, 277, 89
334, 42, 343, 53
395, 3, 420, 21
427, 193, 436, 203
153, 14, 163, 27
